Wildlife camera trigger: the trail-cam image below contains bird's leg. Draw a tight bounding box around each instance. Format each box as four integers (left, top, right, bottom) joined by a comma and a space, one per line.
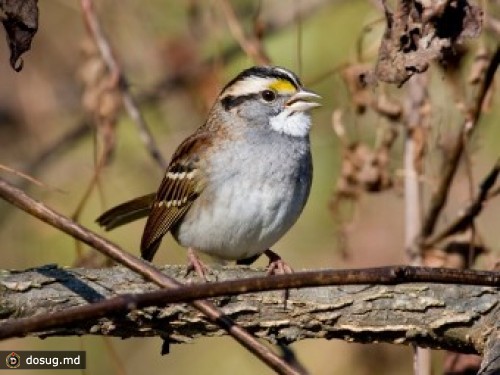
236, 253, 261, 265
186, 248, 209, 280
265, 249, 293, 307
264, 249, 293, 275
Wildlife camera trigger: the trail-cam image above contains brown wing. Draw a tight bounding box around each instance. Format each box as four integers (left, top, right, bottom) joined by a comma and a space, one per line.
140, 131, 212, 261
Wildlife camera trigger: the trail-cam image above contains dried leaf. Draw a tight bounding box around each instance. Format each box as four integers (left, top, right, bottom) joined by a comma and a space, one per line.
77, 37, 121, 163
373, 93, 403, 120
376, 0, 483, 86
341, 64, 372, 114
336, 141, 394, 197
0, 0, 38, 71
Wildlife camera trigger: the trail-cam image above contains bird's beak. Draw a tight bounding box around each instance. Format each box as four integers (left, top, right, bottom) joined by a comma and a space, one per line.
285, 89, 322, 112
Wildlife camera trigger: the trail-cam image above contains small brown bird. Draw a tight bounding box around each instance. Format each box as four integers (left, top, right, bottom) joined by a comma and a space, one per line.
97, 66, 320, 275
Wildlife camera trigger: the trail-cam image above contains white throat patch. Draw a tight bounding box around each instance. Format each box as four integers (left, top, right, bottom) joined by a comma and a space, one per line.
269, 110, 311, 137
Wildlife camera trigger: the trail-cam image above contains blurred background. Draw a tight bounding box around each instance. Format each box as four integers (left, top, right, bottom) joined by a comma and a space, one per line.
0, 0, 499, 374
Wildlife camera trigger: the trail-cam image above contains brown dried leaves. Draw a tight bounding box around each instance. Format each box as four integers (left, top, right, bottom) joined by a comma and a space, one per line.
332, 110, 396, 201
376, 0, 483, 86
336, 142, 395, 199
0, 0, 38, 71
342, 64, 403, 120
77, 38, 122, 161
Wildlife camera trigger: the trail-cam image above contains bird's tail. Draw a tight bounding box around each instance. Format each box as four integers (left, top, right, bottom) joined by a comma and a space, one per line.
96, 193, 156, 231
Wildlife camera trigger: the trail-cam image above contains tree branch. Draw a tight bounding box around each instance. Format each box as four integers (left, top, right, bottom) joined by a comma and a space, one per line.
2, 264, 500, 340
0, 264, 499, 355
479, 331, 500, 375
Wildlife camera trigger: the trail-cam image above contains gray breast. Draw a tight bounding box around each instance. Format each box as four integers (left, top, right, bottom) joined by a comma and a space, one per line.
173, 132, 312, 260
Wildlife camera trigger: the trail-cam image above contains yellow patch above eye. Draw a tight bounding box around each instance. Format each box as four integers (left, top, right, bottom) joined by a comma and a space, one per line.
268, 79, 296, 94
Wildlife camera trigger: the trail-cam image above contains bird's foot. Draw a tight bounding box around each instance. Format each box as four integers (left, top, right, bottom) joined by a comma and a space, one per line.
186, 248, 210, 280
265, 249, 293, 275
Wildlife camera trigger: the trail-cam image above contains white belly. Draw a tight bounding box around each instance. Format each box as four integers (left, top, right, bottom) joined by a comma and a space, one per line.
172, 141, 311, 260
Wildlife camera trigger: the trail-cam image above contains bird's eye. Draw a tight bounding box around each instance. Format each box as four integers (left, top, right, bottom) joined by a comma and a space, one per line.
261, 90, 276, 102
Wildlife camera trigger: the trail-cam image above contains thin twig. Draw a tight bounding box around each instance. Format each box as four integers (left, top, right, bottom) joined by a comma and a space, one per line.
24, 120, 91, 183
80, 0, 168, 169
420, 46, 500, 239
305, 62, 349, 87
0, 264, 499, 341
404, 72, 430, 375
71, 146, 109, 221
217, 0, 271, 65
425, 160, 500, 247
356, 17, 385, 62
102, 337, 127, 375
404, 73, 428, 264
0, 177, 300, 375
295, 0, 303, 76
0, 164, 64, 193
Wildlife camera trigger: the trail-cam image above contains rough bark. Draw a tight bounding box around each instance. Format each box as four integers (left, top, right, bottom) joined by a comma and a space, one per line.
479, 332, 500, 375
0, 264, 498, 355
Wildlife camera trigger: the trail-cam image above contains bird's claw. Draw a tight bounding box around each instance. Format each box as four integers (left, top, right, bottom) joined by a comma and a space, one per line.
186, 248, 210, 280
265, 249, 293, 275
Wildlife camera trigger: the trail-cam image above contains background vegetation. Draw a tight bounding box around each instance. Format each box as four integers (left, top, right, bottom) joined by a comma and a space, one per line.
0, 0, 499, 374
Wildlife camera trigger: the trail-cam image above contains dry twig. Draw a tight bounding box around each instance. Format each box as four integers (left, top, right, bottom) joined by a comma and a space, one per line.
80, 0, 167, 169
0, 164, 63, 193
420, 46, 500, 239
217, 0, 271, 65
425, 160, 500, 247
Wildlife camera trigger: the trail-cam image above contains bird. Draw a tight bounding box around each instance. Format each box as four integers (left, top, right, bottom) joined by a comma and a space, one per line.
96, 65, 321, 276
